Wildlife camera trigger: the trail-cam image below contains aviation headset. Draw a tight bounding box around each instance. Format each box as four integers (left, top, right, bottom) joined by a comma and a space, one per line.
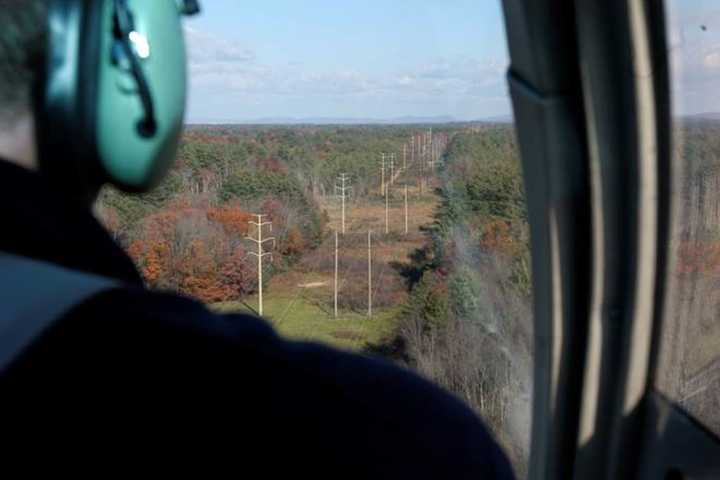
35, 0, 201, 197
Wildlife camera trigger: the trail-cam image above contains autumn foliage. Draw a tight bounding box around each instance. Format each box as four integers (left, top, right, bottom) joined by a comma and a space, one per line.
207, 204, 252, 237
127, 200, 255, 303
480, 219, 525, 257
120, 192, 314, 304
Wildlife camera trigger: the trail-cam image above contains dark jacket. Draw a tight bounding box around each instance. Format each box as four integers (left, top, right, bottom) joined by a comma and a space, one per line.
0, 160, 515, 479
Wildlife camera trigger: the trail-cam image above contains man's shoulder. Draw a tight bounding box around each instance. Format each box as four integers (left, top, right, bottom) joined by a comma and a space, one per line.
62, 286, 282, 361
58, 286, 438, 404
7, 286, 515, 479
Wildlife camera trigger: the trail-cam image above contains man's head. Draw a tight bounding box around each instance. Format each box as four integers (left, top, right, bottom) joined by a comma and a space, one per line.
0, 1, 47, 170
1, 1, 196, 197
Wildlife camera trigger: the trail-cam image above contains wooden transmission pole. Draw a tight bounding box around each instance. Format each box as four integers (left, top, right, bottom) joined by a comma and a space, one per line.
380, 153, 386, 197
404, 185, 409, 235
385, 178, 390, 234
334, 230, 339, 318
390, 154, 395, 186
247, 214, 275, 316
420, 134, 426, 195
403, 144, 407, 171
335, 173, 351, 235
367, 230, 372, 318
411, 136, 415, 167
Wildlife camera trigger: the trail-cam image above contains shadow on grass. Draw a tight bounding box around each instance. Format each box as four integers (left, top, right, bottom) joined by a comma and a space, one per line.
362, 335, 411, 364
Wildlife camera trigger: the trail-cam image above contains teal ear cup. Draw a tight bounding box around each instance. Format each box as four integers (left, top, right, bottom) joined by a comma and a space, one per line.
38, 0, 200, 196
96, 0, 189, 191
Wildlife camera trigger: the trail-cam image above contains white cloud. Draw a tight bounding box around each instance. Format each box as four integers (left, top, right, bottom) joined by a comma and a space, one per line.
184, 26, 256, 64
703, 50, 720, 68
666, 2, 720, 114
183, 26, 265, 92
183, 26, 510, 120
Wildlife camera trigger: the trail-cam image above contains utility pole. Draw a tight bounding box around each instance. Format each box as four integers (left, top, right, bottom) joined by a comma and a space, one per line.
380, 153, 386, 197
247, 214, 275, 316
336, 173, 351, 235
420, 134, 426, 195
404, 185, 409, 235
411, 136, 415, 167
426, 130, 431, 167
426, 130, 436, 171
385, 178, 390, 235
390, 154, 395, 186
403, 144, 407, 171
334, 230, 339, 318
367, 230, 372, 318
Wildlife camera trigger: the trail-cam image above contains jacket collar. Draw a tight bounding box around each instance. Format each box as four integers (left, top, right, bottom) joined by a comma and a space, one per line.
0, 160, 143, 285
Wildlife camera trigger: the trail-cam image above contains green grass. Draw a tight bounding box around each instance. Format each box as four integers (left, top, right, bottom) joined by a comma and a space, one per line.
213, 293, 401, 351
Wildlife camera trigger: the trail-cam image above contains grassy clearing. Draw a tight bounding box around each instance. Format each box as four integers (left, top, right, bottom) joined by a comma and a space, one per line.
213, 182, 439, 351
214, 293, 401, 351
319, 190, 438, 236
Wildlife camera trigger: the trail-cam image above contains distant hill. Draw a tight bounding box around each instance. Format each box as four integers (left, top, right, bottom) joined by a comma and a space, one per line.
187, 114, 513, 126
684, 112, 720, 121
479, 114, 513, 124
189, 115, 457, 125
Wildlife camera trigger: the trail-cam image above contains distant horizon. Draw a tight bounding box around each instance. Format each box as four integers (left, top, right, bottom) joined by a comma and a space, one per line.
184, 113, 514, 126
183, 110, 720, 126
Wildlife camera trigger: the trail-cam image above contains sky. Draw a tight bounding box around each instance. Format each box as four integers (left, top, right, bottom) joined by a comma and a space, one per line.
182, 1, 720, 123
183, 0, 511, 123
667, 0, 720, 115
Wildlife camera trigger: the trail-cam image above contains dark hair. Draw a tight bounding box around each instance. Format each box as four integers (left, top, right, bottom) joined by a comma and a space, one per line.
0, 1, 47, 123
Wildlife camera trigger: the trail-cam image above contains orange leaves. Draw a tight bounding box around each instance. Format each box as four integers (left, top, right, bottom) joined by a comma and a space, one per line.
179, 245, 251, 303
255, 155, 287, 174
127, 240, 145, 260
207, 205, 251, 237
282, 227, 306, 257
126, 200, 257, 302
124, 194, 311, 303
143, 208, 182, 243
127, 197, 264, 303
144, 242, 167, 283
127, 239, 169, 284
181, 275, 223, 303
480, 219, 523, 257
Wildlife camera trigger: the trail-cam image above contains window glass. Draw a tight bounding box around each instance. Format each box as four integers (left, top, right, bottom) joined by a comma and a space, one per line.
97, 1, 533, 474
657, 0, 720, 436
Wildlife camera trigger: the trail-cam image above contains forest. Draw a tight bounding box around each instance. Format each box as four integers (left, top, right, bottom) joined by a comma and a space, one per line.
94, 118, 720, 475
96, 121, 533, 474
98, 125, 440, 302
656, 119, 720, 439
384, 127, 532, 470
